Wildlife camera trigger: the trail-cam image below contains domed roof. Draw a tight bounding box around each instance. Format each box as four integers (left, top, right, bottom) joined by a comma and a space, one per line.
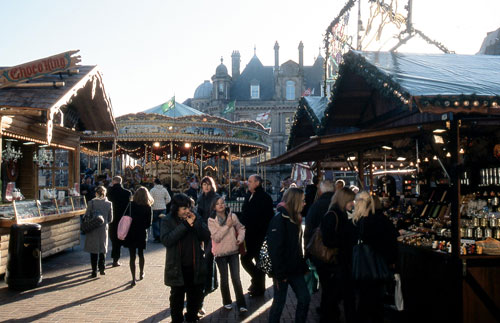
215, 57, 228, 76
194, 80, 212, 99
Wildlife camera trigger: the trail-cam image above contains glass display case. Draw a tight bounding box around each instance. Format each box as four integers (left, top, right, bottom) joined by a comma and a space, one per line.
0, 204, 16, 220
38, 199, 59, 216
72, 196, 87, 211
56, 196, 74, 214
14, 200, 41, 219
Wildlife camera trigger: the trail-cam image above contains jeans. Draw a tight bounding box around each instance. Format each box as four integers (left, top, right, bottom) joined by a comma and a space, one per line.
269, 274, 311, 323
169, 266, 204, 323
152, 209, 165, 240
90, 253, 105, 273
215, 253, 246, 308
240, 250, 266, 293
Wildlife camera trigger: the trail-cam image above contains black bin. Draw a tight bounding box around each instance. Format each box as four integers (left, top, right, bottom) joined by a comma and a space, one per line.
5, 223, 42, 290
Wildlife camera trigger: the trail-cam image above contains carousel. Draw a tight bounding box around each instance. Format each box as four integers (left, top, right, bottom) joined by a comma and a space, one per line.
80, 100, 270, 194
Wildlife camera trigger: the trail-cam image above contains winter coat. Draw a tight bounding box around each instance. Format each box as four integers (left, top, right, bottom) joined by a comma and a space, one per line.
354, 210, 399, 265
320, 204, 356, 270
208, 213, 245, 257
107, 184, 132, 239
302, 183, 318, 219
267, 205, 308, 280
160, 212, 210, 287
240, 186, 274, 255
150, 184, 171, 211
84, 198, 113, 254
123, 202, 153, 249
196, 191, 219, 223
304, 191, 334, 248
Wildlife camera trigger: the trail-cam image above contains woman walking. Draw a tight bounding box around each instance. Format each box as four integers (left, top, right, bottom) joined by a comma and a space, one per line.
267, 187, 310, 323
84, 185, 113, 278
123, 186, 154, 287
207, 197, 248, 313
161, 193, 210, 323
352, 192, 398, 323
318, 187, 356, 323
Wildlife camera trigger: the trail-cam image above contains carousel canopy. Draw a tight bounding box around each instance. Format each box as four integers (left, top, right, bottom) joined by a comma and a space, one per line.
142, 100, 205, 117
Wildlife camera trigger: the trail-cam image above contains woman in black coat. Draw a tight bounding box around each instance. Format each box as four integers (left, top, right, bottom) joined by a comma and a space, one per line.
123, 186, 153, 287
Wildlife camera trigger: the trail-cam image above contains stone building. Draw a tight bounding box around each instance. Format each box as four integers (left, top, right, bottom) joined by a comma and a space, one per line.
184, 42, 324, 192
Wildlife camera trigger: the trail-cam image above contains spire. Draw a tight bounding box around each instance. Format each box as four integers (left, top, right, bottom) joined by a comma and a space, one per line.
220, 56, 223, 64
274, 41, 280, 70
254, 45, 256, 56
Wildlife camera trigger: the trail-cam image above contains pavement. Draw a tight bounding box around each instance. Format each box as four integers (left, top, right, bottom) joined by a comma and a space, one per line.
0, 235, 321, 323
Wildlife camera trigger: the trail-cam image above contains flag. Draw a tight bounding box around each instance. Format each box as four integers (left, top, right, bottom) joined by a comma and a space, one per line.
222, 100, 236, 114
161, 96, 175, 113
256, 110, 271, 122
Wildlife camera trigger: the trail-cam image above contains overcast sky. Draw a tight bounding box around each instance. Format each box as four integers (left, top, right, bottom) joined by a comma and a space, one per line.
1, 0, 499, 116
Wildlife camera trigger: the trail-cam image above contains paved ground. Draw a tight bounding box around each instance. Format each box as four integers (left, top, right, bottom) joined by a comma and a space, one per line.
0, 235, 321, 323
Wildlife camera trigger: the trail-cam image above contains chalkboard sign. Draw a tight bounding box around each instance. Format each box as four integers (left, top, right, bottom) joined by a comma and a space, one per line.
0, 204, 15, 220
13, 200, 40, 219
56, 196, 74, 213
39, 199, 59, 216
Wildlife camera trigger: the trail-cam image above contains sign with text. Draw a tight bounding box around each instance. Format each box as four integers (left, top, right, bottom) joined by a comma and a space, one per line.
0, 50, 80, 88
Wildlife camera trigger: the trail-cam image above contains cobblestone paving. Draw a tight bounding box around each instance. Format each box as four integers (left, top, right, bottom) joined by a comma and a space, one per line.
0, 236, 321, 322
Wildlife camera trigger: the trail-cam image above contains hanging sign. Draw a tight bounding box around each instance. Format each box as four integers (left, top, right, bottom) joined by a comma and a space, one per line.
0, 50, 81, 88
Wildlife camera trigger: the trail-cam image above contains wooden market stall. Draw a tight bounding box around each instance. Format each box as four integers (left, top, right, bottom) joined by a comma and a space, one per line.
263, 51, 500, 323
0, 51, 116, 275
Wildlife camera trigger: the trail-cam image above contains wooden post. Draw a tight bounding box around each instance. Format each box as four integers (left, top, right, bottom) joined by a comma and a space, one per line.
369, 160, 374, 194
200, 144, 204, 179
239, 145, 242, 178
112, 139, 116, 176
97, 141, 101, 175
358, 151, 364, 189
264, 151, 267, 191
170, 141, 173, 190
228, 146, 232, 199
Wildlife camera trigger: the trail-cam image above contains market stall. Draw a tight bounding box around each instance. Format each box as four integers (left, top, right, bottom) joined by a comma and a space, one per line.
263, 51, 500, 323
0, 51, 116, 275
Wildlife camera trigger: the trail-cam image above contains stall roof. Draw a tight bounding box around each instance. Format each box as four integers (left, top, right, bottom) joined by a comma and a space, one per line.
0, 65, 116, 132
287, 96, 328, 150
143, 100, 205, 117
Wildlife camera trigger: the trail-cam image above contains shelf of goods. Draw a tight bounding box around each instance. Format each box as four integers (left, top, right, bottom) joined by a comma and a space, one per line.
0, 196, 86, 275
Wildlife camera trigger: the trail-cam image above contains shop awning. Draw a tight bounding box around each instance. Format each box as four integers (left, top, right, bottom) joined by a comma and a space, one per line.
287, 96, 328, 150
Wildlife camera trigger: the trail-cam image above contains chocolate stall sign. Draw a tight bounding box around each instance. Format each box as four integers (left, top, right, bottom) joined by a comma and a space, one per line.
0, 50, 81, 88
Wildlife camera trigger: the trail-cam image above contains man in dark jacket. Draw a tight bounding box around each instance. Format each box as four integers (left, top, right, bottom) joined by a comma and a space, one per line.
240, 174, 274, 297
161, 193, 210, 323
107, 176, 132, 267
302, 176, 319, 219
304, 179, 335, 248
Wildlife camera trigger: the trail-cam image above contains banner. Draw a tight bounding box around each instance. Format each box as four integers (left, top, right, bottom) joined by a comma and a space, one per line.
222, 100, 236, 114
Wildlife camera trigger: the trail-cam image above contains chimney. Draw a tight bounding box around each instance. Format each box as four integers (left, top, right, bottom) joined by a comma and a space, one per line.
231, 50, 241, 81
274, 41, 280, 70
298, 41, 304, 70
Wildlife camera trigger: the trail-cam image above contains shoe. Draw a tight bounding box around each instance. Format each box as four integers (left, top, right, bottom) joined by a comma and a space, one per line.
239, 307, 248, 313
224, 304, 232, 310
198, 308, 206, 316
249, 290, 265, 297
90, 271, 97, 278
112, 261, 121, 267
131, 280, 136, 287
139, 272, 145, 280
100, 270, 106, 276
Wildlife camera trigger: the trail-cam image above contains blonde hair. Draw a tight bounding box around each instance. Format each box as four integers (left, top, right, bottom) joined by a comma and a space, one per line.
282, 187, 304, 225
352, 191, 375, 224
95, 185, 107, 198
328, 187, 355, 212
133, 186, 154, 206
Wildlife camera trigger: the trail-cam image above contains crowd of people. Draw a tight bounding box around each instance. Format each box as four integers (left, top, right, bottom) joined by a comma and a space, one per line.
81, 173, 398, 323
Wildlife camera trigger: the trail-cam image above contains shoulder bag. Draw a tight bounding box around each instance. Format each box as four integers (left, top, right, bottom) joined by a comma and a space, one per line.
256, 238, 272, 275
81, 200, 105, 234
352, 220, 391, 281
117, 202, 132, 240
305, 210, 339, 264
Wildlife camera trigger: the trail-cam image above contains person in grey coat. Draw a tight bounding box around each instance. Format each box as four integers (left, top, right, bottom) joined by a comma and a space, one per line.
84, 185, 113, 278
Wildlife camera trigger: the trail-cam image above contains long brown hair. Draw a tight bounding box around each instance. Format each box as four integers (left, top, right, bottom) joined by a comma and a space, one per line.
328, 187, 355, 212
282, 187, 304, 225
133, 186, 154, 206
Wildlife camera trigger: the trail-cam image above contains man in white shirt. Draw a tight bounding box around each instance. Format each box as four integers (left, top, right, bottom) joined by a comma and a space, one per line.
150, 178, 171, 242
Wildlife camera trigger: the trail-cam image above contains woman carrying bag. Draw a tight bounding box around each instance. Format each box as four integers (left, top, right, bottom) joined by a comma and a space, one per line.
122, 186, 154, 287
207, 197, 247, 313
267, 187, 310, 323
84, 185, 113, 278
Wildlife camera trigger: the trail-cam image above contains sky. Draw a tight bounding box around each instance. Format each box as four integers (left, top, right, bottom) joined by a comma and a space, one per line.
1, 0, 499, 117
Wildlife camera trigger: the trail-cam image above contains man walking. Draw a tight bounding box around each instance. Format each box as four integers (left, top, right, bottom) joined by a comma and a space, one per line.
240, 174, 274, 297
150, 178, 171, 243
304, 179, 335, 248
107, 176, 132, 267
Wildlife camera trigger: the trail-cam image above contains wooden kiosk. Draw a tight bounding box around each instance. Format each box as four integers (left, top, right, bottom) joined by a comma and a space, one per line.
263, 51, 500, 323
0, 51, 116, 275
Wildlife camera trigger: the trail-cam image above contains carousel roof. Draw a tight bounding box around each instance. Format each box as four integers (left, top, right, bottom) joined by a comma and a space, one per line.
142, 100, 205, 117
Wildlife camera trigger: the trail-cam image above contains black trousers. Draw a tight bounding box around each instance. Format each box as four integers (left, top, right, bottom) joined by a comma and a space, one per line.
169, 266, 204, 323
109, 225, 121, 262
90, 253, 105, 272
240, 249, 266, 293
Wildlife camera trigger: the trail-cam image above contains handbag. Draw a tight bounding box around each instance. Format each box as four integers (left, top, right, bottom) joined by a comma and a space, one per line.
117, 202, 132, 240
304, 258, 319, 295
305, 210, 339, 264
256, 238, 272, 275
234, 226, 247, 256
394, 273, 404, 311
81, 201, 105, 234
352, 221, 391, 281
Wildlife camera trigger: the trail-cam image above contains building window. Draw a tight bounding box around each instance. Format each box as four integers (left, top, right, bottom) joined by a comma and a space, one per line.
286, 80, 295, 100
285, 116, 293, 135
250, 84, 260, 99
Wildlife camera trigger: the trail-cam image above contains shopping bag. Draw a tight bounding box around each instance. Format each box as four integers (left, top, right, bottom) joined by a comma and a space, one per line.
117, 202, 132, 240
304, 259, 319, 295
394, 273, 404, 311
352, 240, 391, 281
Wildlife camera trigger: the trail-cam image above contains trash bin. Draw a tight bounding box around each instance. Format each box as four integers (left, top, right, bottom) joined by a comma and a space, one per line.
5, 223, 42, 290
